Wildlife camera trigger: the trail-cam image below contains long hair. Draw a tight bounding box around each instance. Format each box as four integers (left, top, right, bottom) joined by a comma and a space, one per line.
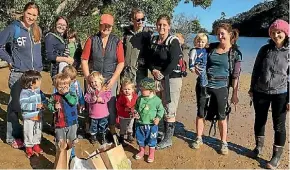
52, 16, 69, 39
23, 2, 41, 43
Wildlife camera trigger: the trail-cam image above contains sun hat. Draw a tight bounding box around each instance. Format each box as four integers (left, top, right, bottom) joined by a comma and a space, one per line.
140, 77, 155, 91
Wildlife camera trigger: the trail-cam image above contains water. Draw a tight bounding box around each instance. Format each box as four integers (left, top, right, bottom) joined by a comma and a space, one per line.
187, 34, 269, 73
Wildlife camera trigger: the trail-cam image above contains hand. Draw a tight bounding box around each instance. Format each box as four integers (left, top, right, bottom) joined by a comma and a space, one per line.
133, 111, 140, 119
248, 91, 253, 98
55, 102, 61, 110
37, 103, 43, 109
105, 79, 115, 90
231, 93, 239, 105
194, 66, 202, 76
190, 68, 194, 73
87, 85, 95, 94
153, 117, 160, 125
152, 69, 160, 79
97, 97, 103, 103
65, 57, 74, 65
287, 103, 290, 112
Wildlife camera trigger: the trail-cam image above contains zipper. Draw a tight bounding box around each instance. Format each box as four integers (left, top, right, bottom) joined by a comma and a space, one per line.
269, 51, 278, 91
29, 31, 34, 70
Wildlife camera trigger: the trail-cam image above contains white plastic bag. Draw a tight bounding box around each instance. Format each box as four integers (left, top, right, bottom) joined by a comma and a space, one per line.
70, 157, 95, 169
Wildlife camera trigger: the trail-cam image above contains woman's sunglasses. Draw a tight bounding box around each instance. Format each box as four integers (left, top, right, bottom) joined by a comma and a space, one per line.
136, 18, 145, 23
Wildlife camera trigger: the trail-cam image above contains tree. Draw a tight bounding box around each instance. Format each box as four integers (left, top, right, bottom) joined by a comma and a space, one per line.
220, 12, 226, 20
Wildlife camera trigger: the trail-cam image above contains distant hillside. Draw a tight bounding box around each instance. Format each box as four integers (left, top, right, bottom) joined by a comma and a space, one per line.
212, 0, 289, 37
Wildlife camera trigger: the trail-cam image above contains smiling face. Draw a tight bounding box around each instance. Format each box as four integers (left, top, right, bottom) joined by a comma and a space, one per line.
156, 19, 170, 36
89, 76, 103, 90
100, 24, 113, 36
23, 7, 38, 27
216, 28, 231, 45
133, 12, 145, 31
270, 29, 287, 47
56, 18, 68, 35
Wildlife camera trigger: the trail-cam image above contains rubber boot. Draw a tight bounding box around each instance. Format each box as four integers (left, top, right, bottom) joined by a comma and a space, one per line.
266, 145, 283, 169
252, 136, 264, 158
147, 147, 155, 163
135, 146, 145, 160
156, 122, 175, 150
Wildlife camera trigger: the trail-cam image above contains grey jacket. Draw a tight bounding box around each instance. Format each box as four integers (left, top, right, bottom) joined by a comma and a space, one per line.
250, 43, 289, 94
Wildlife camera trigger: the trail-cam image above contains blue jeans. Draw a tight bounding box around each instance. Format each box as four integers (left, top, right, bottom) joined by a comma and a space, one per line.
6, 71, 23, 143
136, 124, 158, 147
89, 117, 108, 135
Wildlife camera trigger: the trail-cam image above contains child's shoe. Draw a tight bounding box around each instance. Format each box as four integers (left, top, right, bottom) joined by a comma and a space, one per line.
90, 134, 98, 144
191, 137, 203, 149
10, 139, 24, 149
119, 135, 128, 147
127, 133, 134, 143
33, 144, 44, 155
100, 133, 108, 145
134, 146, 145, 160
147, 147, 155, 163
26, 147, 34, 158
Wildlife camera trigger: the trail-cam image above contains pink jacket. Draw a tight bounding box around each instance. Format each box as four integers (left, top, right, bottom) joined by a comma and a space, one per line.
85, 89, 111, 119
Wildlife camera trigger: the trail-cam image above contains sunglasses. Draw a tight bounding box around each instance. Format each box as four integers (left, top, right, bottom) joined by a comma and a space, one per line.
136, 18, 145, 23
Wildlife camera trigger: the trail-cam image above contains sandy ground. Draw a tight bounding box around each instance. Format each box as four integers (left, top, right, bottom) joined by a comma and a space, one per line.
0, 67, 288, 169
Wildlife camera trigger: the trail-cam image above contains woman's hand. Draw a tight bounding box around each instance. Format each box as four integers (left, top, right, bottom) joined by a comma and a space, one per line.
65, 57, 74, 65
152, 69, 164, 80
105, 78, 116, 90
231, 93, 239, 105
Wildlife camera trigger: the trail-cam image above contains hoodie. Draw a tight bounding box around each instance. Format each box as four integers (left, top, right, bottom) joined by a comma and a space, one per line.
0, 20, 42, 72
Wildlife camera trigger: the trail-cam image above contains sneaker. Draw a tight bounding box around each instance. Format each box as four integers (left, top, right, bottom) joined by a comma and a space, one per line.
220, 142, 229, 155
90, 135, 97, 144
26, 147, 34, 158
10, 139, 24, 149
33, 144, 44, 154
191, 137, 203, 149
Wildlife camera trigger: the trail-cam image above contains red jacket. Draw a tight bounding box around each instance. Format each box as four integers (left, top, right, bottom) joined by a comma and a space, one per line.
116, 93, 138, 118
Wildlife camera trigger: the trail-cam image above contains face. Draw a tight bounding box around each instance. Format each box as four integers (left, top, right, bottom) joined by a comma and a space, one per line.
156, 19, 170, 36
32, 79, 41, 90
23, 7, 38, 27
141, 88, 152, 97
56, 83, 70, 94
56, 18, 68, 35
89, 77, 102, 90
195, 38, 208, 48
122, 84, 134, 96
216, 28, 231, 44
270, 29, 287, 46
69, 37, 76, 43
133, 12, 145, 30
100, 24, 113, 36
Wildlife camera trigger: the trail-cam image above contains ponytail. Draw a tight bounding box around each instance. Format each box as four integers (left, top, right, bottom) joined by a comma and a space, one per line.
32, 23, 41, 43
231, 29, 239, 49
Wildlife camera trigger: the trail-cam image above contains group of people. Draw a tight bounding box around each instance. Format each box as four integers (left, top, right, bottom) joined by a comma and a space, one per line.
0, 1, 288, 169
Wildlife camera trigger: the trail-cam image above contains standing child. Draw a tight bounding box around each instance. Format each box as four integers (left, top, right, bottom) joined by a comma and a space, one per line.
116, 78, 138, 146
48, 73, 78, 156
20, 70, 47, 158
134, 77, 165, 163
188, 33, 210, 149
85, 71, 111, 144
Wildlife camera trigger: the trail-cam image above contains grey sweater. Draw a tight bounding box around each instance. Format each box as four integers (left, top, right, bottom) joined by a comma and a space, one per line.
250, 43, 289, 94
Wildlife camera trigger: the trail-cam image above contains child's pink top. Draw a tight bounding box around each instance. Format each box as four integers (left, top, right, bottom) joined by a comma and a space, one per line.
85, 89, 112, 119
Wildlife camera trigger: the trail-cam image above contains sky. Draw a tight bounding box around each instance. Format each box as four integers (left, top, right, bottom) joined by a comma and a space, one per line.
173, 0, 268, 31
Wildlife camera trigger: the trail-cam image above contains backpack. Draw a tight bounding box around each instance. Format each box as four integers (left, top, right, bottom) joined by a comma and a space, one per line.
151, 35, 188, 77
204, 43, 242, 136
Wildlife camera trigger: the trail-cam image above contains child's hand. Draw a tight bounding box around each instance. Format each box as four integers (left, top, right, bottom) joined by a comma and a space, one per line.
37, 103, 43, 109
133, 111, 140, 119
55, 102, 61, 110
97, 97, 103, 103
92, 95, 98, 102
153, 117, 160, 125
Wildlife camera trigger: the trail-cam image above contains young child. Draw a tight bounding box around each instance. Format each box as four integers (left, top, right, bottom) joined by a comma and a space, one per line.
188, 33, 209, 149
48, 73, 78, 156
84, 71, 111, 144
134, 77, 165, 163
19, 70, 47, 158
116, 78, 138, 146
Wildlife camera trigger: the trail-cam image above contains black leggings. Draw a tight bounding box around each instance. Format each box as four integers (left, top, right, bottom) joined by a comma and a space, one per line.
253, 91, 287, 146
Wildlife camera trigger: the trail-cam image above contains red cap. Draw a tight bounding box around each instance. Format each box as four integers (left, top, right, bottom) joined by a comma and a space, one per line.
100, 14, 114, 26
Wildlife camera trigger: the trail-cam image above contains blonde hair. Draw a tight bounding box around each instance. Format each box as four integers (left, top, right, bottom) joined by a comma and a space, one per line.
193, 33, 209, 48
89, 71, 105, 85
121, 78, 136, 90
62, 65, 77, 80
53, 73, 71, 88
175, 33, 185, 45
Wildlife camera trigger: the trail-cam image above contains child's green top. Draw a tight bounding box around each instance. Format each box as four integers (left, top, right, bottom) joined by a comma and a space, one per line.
135, 95, 165, 125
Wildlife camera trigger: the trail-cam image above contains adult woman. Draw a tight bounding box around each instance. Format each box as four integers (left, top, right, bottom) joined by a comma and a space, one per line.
45, 16, 74, 78
193, 23, 242, 155
0, 2, 42, 148
249, 19, 289, 169
147, 14, 183, 150
81, 14, 125, 135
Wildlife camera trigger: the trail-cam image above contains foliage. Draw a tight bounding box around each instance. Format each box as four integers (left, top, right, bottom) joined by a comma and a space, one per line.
212, 0, 289, 37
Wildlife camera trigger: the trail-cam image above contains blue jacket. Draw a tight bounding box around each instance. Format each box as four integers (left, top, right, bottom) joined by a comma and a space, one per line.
44, 32, 66, 78
20, 88, 47, 119
0, 20, 42, 72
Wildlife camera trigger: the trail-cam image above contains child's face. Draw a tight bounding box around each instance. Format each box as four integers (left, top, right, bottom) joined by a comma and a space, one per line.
195, 38, 207, 48
57, 83, 70, 94
32, 79, 41, 90
69, 37, 76, 43
89, 77, 102, 90
270, 29, 286, 46
141, 88, 152, 97
122, 84, 134, 96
